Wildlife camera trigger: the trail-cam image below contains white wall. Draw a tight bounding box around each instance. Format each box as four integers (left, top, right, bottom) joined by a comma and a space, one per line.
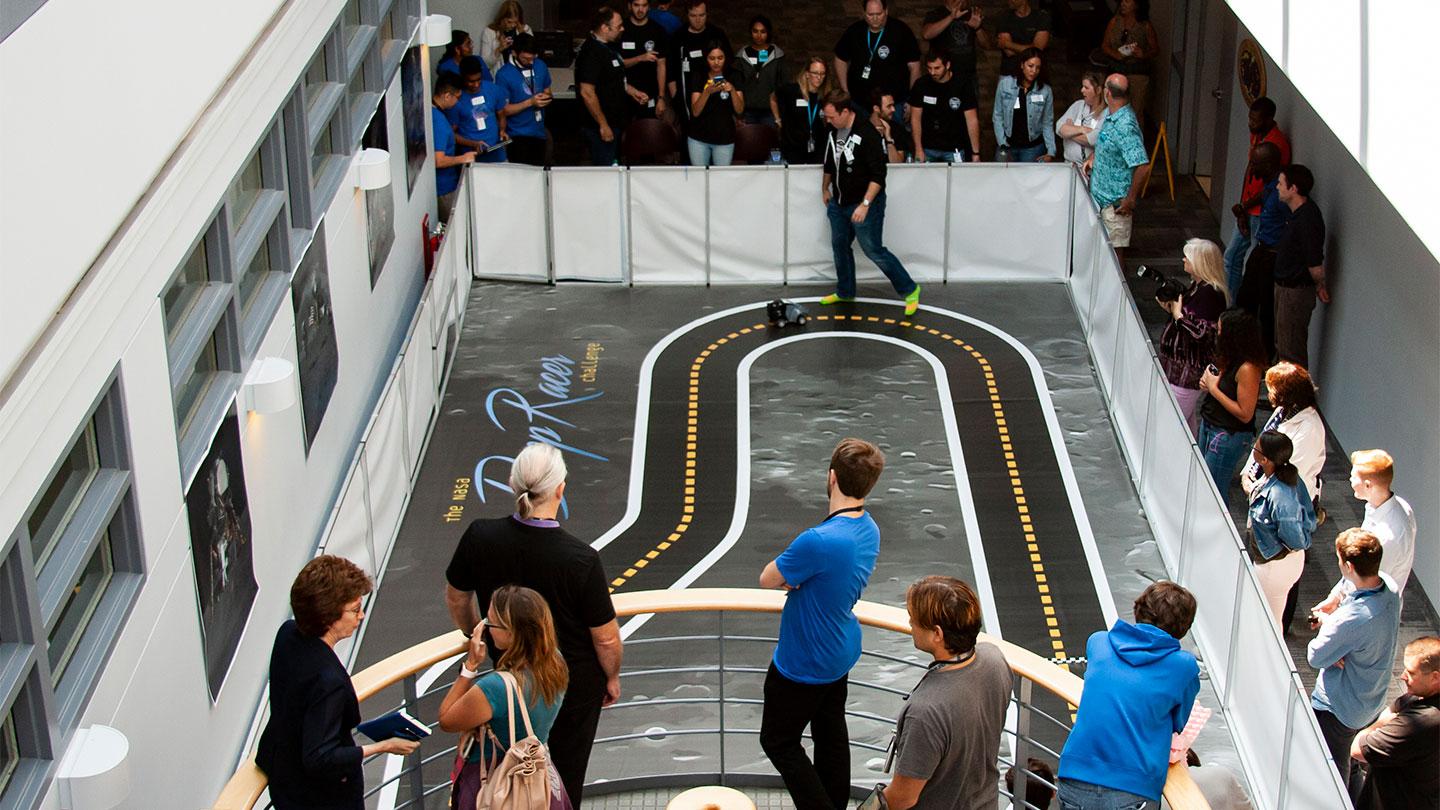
0, 0, 441, 807
0, 0, 285, 387
1214, 16, 1440, 604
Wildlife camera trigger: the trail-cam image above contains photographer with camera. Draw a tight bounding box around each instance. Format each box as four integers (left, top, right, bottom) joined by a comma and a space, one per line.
1154, 239, 1228, 432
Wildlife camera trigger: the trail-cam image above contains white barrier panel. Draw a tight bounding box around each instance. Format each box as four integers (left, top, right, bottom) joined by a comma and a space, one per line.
1227, 579, 1299, 804
882, 164, 949, 282
707, 166, 786, 285
1110, 312, 1155, 476
1139, 373, 1191, 568
629, 167, 707, 284
784, 165, 837, 284
550, 168, 626, 281
1068, 174, 1102, 330
362, 386, 410, 552
449, 176, 476, 312
469, 164, 547, 280
325, 461, 376, 575
946, 164, 1070, 281
401, 335, 436, 478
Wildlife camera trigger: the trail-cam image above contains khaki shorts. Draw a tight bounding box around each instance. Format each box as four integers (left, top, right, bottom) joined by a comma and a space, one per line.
1101, 204, 1133, 248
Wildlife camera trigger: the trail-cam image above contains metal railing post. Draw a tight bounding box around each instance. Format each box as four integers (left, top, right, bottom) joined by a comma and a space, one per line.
625, 168, 635, 285
1010, 678, 1034, 810
1065, 168, 1076, 279
543, 168, 556, 284
1177, 463, 1197, 583
1221, 559, 1247, 710
1276, 685, 1298, 810
941, 163, 953, 284
402, 673, 425, 804
782, 166, 790, 285
717, 610, 727, 784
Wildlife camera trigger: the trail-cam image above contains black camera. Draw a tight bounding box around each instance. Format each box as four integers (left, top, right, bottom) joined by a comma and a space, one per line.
1137, 264, 1186, 302
767, 299, 809, 328
503, 28, 519, 39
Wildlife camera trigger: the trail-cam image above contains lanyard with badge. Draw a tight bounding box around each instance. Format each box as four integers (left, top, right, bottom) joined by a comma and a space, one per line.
805, 96, 821, 153
862, 28, 884, 80
882, 650, 977, 772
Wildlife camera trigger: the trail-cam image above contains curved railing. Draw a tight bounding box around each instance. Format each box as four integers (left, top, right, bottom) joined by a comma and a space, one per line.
212, 588, 1209, 809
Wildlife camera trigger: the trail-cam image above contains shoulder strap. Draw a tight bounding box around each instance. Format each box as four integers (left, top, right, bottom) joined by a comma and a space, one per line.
499, 670, 538, 740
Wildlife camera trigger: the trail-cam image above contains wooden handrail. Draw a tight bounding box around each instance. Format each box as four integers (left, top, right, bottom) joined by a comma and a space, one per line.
211, 588, 1208, 809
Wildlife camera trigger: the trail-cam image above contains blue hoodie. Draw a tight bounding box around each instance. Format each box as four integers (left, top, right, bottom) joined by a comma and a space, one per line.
1059, 620, 1201, 800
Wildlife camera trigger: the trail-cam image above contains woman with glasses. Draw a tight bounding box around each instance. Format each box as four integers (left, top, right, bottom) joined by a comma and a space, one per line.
441, 585, 570, 809
731, 15, 785, 126
256, 556, 420, 810
774, 56, 834, 164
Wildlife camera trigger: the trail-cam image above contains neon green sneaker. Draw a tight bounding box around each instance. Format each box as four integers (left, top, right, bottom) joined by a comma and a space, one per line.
819, 293, 854, 305
904, 285, 922, 316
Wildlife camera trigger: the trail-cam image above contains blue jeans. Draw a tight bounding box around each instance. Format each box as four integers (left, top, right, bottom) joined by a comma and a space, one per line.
826, 192, 916, 300
580, 125, 618, 166
1003, 143, 1048, 163
1224, 214, 1258, 300
1199, 418, 1255, 507
686, 138, 734, 166
1057, 778, 1150, 810
923, 147, 971, 163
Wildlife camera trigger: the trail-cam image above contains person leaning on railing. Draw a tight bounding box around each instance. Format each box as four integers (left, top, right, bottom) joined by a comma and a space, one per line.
439, 585, 570, 809
1057, 581, 1200, 809
881, 576, 1011, 810
255, 556, 420, 810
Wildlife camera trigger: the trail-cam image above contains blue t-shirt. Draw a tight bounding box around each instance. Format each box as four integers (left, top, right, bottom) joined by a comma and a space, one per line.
448, 80, 509, 162
466, 671, 564, 764
1253, 178, 1292, 247
650, 8, 682, 35
432, 105, 461, 195
496, 59, 553, 139
772, 513, 880, 684
438, 57, 491, 82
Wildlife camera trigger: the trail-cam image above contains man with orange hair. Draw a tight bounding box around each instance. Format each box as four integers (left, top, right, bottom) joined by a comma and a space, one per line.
1314, 449, 1415, 615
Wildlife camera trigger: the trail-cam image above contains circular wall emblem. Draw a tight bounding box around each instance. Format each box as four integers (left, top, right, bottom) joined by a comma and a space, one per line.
1237, 39, 1266, 106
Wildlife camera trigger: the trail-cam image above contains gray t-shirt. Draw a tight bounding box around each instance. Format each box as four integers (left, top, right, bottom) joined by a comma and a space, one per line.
893, 642, 1013, 810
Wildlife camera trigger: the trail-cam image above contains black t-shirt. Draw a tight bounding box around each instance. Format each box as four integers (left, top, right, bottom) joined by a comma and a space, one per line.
575, 36, 629, 130
617, 18, 667, 98
834, 19, 921, 107
1274, 199, 1324, 285
670, 25, 733, 102
909, 73, 977, 153
823, 116, 888, 205
922, 6, 980, 78
445, 517, 616, 689
994, 8, 1051, 73
1363, 693, 1439, 810
776, 82, 826, 164
689, 75, 738, 145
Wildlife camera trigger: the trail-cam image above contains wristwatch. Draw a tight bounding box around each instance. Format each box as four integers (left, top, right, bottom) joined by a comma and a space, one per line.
861, 198, 872, 207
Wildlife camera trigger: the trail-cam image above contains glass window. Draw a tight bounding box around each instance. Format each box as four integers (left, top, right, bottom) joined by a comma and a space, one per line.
380, 11, 394, 42
229, 151, 265, 230
162, 243, 212, 340
342, 0, 363, 44
174, 337, 220, 435
46, 534, 115, 685
236, 237, 273, 318
0, 715, 17, 797
311, 121, 337, 177
305, 48, 331, 102
26, 425, 99, 570
348, 70, 370, 122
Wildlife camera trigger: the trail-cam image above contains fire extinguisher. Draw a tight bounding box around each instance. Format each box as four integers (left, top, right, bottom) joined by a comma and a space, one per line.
422, 214, 440, 278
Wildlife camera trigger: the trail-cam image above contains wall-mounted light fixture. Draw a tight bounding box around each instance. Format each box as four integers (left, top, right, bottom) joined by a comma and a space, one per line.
355, 148, 392, 191
57, 725, 129, 810
424, 14, 452, 47
241, 357, 297, 414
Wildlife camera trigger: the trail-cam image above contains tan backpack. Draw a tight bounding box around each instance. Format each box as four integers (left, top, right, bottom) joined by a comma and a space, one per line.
475, 670, 552, 810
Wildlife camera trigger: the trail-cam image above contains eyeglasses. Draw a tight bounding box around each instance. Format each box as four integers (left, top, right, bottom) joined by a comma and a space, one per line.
343, 604, 364, 616
806, 70, 827, 78
481, 617, 508, 632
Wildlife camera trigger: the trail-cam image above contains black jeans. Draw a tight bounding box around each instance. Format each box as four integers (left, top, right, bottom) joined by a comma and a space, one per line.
760, 662, 851, 810
549, 679, 606, 806
508, 134, 549, 167
1237, 245, 1277, 358
1315, 707, 1362, 792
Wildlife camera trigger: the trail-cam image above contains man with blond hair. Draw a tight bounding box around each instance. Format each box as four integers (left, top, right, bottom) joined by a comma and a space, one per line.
882, 576, 1011, 810
1309, 529, 1402, 787
760, 438, 885, 810
1352, 636, 1440, 809
1315, 449, 1416, 615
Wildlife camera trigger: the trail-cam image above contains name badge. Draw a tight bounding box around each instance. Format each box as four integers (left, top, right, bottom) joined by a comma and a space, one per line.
795, 98, 809, 107
535, 110, 544, 122
922, 95, 937, 105
860, 66, 871, 80
688, 49, 702, 58
522, 69, 533, 78
1013, 96, 1022, 110
648, 98, 656, 107
622, 41, 635, 49
477, 116, 488, 131
611, 58, 620, 67
1030, 94, 1045, 103
746, 56, 758, 65
681, 60, 691, 71
473, 96, 485, 105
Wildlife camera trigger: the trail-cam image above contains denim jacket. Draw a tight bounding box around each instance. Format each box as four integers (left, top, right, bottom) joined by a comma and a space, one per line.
992, 76, 1055, 156
1247, 474, 1317, 560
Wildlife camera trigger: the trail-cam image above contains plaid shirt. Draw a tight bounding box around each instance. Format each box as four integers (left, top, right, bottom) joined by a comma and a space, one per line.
1090, 104, 1148, 209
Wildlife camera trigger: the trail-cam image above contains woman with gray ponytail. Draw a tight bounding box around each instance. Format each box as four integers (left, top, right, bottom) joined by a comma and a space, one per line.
445, 443, 622, 805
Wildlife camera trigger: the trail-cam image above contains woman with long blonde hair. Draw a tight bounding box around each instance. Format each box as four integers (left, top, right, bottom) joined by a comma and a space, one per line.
480, 0, 533, 75
1157, 238, 1229, 431
440, 584, 570, 808
773, 55, 834, 164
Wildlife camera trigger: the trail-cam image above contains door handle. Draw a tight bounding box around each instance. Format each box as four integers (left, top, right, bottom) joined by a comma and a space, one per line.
1211, 89, 1225, 100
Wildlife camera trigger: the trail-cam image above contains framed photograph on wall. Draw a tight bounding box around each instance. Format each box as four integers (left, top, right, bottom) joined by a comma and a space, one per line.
186, 409, 258, 701
292, 225, 339, 450
363, 97, 395, 287
401, 46, 427, 196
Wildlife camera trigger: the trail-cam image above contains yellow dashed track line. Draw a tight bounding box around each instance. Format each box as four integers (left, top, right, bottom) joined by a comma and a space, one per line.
607, 309, 1072, 671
